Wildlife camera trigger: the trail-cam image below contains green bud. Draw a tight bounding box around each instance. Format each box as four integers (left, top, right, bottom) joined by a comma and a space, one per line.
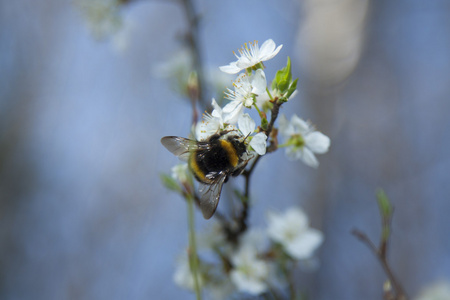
261, 117, 269, 131
376, 189, 393, 243
187, 71, 199, 102
274, 57, 292, 93
278, 78, 299, 103
376, 189, 393, 219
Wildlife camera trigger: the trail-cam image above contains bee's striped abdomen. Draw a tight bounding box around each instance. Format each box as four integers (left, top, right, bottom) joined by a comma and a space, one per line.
219, 139, 239, 167
188, 138, 240, 184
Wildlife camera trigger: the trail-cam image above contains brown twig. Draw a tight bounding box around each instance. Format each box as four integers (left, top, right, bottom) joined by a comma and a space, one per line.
180, 0, 208, 110
224, 100, 283, 242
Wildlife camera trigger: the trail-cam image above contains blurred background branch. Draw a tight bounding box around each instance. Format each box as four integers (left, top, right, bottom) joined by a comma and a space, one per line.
352, 190, 407, 300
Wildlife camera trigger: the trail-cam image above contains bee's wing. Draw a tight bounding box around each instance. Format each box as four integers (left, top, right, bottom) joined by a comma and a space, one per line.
160, 136, 198, 161
198, 172, 227, 219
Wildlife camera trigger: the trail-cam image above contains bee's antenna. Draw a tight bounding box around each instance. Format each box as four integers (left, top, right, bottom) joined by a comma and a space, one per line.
243, 131, 252, 143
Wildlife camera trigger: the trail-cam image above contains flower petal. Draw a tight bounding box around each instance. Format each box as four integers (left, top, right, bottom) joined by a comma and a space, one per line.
255, 91, 270, 107
284, 229, 324, 260
299, 147, 319, 168
236, 56, 253, 69
219, 62, 241, 74
223, 103, 244, 124
278, 114, 292, 138
305, 132, 330, 154
291, 115, 311, 135
264, 44, 283, 61
260, 39, 282, 61
285, 208, 309, 229
251, 69, 267, 95
230, 269, 267, 295
211, 98, 222, 116
238, 113, 255, 136
266, 211, 286, 243
258, 39, 276, 58
196, 117, 221, 141
250, 133, 267, 155
285, 146, 301, 161
230, 246, 269, 295
223, 100, 241, 113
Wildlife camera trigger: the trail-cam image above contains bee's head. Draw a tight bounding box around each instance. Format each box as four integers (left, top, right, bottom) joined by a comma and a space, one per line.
224, 134, 246, 156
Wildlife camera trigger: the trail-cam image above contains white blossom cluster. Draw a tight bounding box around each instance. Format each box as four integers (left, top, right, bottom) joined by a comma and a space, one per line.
195, 99, 268, 156
195, 39, 330, 165
173, 207, 323, 298
193, 40, 284, 156
166, 39, 331, 298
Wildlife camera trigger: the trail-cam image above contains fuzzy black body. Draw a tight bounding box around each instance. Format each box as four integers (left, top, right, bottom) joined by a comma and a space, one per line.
160, 132, 249, 219
189, 133, 247, 184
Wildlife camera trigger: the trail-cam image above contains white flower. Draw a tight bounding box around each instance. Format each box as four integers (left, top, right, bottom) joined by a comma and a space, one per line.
173, 251, 204, 291
256, 88, 298, 109
249, 133, 268, 156
196, 98, 230, 140
267, 207, 324, 260
279, 114, 330, 168
75, 0, 123, 39
171, 163, 190, 184
415, 280, 450, 300
220, 39, 283, 74
230, 246, 269, 295
223, 70, 267, 124
237, 114, 267, 155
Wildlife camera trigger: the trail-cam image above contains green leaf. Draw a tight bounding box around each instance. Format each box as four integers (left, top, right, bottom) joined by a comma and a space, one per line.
273, 57, 292, 93
278, 78, 299, 103
286, 78, 298, 98
271, 79, 278, 91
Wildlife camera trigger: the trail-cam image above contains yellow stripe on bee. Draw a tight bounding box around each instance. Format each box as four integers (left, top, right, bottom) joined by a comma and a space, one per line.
220, 139, 238, 167
189, 153, 206, 181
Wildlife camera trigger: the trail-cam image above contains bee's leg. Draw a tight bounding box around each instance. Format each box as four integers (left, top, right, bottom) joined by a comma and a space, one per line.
231, 162, 248, 177
224, 175, 230, 183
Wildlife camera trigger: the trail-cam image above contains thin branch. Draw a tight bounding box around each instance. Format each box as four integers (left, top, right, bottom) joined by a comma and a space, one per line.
180, 0, 208, 110
352, 219, 408, 300
352, 229, 378, 254
223, 100, 283, 242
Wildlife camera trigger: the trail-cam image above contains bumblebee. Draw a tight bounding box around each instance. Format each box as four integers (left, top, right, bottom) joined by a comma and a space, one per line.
161, 131, 250, 219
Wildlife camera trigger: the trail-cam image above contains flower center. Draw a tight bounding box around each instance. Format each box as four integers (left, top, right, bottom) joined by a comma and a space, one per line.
283, 228, 298, 242
288, 134, 305, 149
243, 95, 255, 108
238, 263, 256, 277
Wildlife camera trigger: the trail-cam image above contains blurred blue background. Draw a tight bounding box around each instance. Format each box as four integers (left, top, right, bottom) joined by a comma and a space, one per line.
1, 0, 449, 299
